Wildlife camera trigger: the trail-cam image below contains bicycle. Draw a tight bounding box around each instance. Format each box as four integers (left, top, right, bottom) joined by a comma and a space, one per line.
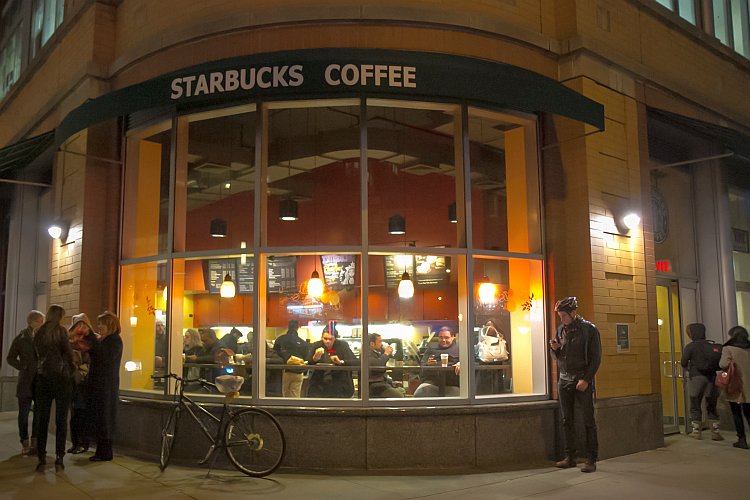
152, 373, 285, 477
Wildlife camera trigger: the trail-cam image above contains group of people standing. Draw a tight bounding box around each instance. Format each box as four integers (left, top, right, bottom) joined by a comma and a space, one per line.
6, 305, 123, 473
682, 322, 750, 449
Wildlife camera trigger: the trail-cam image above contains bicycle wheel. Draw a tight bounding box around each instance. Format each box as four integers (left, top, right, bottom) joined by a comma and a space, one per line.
224, 408, 285, 477
160, 406, 180, 471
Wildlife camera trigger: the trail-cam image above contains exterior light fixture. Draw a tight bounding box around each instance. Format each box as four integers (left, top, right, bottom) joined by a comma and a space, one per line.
307, 270, 324, 298
622, 213, 641, 231
48, 220, 68, 240
279, 199, 299, 221
448, 202, 457, 224
398, 271, 415, 299
478, 276, 497, 304
388, 214, 406, 235
219, 273, 236, 298
224, 182, 231, 189
210, 218, 227, 238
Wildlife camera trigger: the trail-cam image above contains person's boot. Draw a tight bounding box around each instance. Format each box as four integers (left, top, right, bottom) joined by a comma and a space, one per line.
27, 437, 37, 456
733, 437, 749, 449
35, 458, 45, 473
581, 460, 597, 473
554, 456, 576, 468
20, 439, 30, 456
709, 420, 724, 441
55, 455, 64, 472
688, 421, 702, 440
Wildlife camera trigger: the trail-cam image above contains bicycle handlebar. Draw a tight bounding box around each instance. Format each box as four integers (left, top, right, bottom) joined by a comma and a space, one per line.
151, 373, 218, 391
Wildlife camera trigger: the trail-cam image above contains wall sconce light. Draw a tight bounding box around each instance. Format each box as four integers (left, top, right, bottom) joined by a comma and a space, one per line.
448, 202, 457, 224
219, 273, 236, 298
388, 214, 406, 235
210, 218, 228, 238
48, 220, 68, 241
622, 213, 641, 231
279, 199, 299, 221
398, 270, 415, 299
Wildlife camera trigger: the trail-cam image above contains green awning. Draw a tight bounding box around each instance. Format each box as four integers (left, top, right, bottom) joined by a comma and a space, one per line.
649, 108, 750, 159
0, 131, 55, 179
56, 48, 604, 148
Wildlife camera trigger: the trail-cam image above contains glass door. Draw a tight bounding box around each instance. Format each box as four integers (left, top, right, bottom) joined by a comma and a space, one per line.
656, 280, 687, 434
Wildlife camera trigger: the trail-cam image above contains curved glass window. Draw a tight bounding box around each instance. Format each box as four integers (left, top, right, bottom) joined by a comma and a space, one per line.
119, 97, 545, 405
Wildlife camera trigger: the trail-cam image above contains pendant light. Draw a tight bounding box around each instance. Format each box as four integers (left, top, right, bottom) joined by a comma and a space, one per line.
220, 273, 236, 298
279, 199, 299, 221
308, 269, 324, 298
478, 275, 497, 304
398, 270, 414, 299
388, 214, 406, 235
448, 202, 457, 224
209, 218, 227, 238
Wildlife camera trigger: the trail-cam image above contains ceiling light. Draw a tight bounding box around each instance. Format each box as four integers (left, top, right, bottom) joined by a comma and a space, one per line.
448, 202, 457, 224
210, 218, 227, 238
478, 276, 497, 304
307, 270, 324, 298
279, 199, 299, 221
388, 214, 406, 235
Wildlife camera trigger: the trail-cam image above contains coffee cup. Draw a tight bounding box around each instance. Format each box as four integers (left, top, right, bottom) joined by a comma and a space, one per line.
440, 353, 449, 367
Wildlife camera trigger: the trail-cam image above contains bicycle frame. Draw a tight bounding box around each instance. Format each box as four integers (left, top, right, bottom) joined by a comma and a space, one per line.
170, 377, 232, 465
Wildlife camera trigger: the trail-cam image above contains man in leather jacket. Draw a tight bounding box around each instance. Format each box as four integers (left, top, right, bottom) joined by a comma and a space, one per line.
549, 296, 602, 473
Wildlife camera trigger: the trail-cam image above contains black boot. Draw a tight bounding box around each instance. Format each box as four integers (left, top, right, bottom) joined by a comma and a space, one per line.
55, 455, 64, 472
35, 458, 45, 473
733, 437, 749, 449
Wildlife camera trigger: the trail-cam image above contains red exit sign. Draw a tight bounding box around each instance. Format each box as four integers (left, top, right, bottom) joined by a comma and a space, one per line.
656, 260, 671, 273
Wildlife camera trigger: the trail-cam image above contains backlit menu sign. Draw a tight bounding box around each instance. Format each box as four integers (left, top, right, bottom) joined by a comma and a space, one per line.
266, 256, 297, 292
321, 254, 357, 290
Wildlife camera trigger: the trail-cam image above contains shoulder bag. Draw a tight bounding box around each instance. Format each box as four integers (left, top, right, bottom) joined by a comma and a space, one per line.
715, 360, 743, 398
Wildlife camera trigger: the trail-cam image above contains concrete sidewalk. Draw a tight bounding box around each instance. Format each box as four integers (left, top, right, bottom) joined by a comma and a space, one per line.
0, 410, 746, 499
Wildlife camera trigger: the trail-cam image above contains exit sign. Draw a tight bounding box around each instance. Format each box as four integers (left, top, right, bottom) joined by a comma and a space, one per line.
656, 260, 671, 273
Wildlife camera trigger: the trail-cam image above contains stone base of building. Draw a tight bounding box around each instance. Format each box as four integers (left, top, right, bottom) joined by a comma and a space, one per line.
116, 393, 664, 473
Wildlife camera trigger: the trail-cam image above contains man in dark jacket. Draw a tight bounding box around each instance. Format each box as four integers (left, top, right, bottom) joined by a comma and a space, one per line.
549, 297, 602, 473
681, 322, 723, 440
273, 320, 310, 398
414, 326, 460, 397
307, 327, 357, 398
6, 310, 45, 455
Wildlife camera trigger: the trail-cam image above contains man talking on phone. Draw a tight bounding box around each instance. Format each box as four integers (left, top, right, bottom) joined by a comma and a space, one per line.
549, 297, 602, 473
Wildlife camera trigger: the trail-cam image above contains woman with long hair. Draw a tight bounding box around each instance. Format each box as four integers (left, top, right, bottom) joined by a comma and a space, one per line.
720, 325, 750, 449
88, 311, 123, 461
33, 304, 75, 472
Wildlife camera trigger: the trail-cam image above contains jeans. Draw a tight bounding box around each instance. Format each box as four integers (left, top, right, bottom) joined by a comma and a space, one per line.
729, 402, 750, 440
687, 374, 720, 421
558, 380, 598, 461
34, 375, 71, 460
17, 397, 38, 442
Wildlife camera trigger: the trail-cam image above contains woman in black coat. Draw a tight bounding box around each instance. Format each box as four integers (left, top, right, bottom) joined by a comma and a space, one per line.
33, 304, 75, 472
88, 311, 123, 461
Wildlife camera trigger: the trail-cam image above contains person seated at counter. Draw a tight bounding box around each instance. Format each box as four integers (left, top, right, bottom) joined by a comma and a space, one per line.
369, 333, 403, 398
306, 327, 357, 398
414, 326, 460, 397
182, 329, 204, 380
185, 328, 223, 382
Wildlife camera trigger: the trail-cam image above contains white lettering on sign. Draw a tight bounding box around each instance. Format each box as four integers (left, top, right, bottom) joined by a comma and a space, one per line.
324, 64, 416, 88
170, 64, 304, 99
170, 62, 416, 99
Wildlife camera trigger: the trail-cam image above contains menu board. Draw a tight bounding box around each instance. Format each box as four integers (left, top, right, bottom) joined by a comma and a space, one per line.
205, 259, 238, 294
414, 255, 449, 288
321, 254, 357, 290
384, 255, 415, 289
385, 255, 448, 289
266, 256, 297, 292
237, 259, 255, 294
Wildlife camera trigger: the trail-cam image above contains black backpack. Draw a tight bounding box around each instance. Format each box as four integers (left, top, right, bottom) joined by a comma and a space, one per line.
692, 340, 722, 376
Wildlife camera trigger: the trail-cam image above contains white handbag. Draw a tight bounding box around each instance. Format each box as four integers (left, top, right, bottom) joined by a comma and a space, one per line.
477, 333, 509, 362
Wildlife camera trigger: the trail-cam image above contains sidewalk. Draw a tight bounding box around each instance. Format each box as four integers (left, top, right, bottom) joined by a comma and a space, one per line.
0, 410, 746, 499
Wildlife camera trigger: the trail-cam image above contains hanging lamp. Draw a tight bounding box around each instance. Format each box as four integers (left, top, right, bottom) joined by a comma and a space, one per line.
398, 270, 415, 299
220, 273, 236, 298
478, 275, 497, 304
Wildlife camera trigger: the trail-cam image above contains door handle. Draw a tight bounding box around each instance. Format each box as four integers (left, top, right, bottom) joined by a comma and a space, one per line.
662, 361, 673, 378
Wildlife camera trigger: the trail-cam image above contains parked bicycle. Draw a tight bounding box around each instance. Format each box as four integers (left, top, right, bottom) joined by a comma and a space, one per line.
152, 373, 285, 477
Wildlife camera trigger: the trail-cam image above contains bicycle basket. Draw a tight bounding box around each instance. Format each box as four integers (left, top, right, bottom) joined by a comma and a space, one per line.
215, 375, 245, 394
